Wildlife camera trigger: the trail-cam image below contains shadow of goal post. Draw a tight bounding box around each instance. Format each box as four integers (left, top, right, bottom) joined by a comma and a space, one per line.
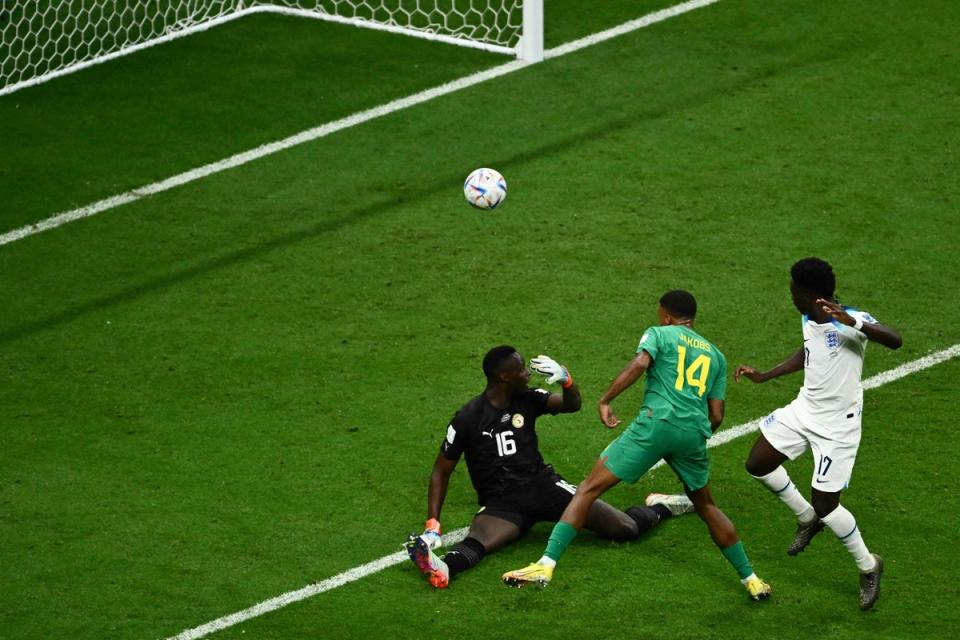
0, 0, 545, 97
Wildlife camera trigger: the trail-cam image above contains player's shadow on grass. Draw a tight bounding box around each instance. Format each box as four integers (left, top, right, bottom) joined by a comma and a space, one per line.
0, 45, 852, 346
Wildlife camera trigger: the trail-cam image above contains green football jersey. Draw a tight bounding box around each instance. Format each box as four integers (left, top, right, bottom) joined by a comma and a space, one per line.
634, 325, 727, 437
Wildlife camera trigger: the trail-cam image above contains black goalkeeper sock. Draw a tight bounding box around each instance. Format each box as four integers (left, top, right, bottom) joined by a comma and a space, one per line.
441, 537, 486, 578
650, 504, 673, 520
625, 506, 663, 537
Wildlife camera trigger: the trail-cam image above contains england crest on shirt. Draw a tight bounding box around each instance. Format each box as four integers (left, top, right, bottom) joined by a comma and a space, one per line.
825, 329, 840, 356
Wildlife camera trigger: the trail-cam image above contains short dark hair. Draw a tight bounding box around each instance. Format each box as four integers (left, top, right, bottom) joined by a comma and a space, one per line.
659, 290, 697, 319
482, 345, 517, 379
791, 257, 836, 298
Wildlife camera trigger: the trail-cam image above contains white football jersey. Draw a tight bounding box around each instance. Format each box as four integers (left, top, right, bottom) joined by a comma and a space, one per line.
794, 308, 878, 424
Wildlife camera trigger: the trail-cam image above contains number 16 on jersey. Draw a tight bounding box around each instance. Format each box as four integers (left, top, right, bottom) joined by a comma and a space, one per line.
496, 431, 516, 457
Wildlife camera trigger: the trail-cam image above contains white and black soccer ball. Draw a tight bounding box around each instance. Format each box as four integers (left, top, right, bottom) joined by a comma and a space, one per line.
463, 168, 507, 210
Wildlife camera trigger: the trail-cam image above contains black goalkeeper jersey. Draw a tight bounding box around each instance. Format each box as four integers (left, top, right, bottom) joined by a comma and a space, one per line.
440, 388, 558, 505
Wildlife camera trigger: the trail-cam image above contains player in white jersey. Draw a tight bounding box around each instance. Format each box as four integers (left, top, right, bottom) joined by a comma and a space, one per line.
735, 258, 901, 610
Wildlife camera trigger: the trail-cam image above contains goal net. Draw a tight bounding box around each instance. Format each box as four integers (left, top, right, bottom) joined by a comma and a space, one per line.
0, 1, 540, 97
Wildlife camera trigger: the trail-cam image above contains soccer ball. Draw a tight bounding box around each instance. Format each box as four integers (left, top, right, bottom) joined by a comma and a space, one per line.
463, 168, 507, 210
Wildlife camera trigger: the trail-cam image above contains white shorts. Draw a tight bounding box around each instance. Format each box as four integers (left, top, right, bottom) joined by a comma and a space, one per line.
759, 401, 861, 492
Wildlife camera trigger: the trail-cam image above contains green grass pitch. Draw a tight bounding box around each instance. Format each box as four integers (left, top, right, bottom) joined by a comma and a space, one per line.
1, 1, 959, 639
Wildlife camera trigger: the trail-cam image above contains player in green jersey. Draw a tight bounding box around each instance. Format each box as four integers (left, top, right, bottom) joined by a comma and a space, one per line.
502, 290, 772, 601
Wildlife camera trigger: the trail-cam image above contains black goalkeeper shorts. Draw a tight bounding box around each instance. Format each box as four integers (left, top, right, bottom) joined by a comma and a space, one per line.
477, 473, 578, 533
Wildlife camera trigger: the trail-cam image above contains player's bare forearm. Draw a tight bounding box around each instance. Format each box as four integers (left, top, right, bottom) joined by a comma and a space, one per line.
707, 398, 724, 432
736, 348, 804, 383
861, 322, 902, 350
560, 380, 582, 413
426, 475, 448, 520
599, 352, 650, 405
427, 455, 456, 520
547, 380, 582, 413
598, 352, 650, 428
765, 348, 806, 380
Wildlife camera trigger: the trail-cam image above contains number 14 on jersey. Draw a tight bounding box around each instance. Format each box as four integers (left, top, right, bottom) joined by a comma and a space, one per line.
675, 345, 711, 397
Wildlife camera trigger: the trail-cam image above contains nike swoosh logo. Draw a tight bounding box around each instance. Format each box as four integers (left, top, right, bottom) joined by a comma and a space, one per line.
815, 478, 829, 483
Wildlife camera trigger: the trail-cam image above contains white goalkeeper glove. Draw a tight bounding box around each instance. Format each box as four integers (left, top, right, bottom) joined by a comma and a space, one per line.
420, 518, 442, 549
530, 354, 573, 387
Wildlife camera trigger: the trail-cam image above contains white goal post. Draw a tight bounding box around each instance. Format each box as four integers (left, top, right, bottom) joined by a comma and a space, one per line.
0, 1, 543, 97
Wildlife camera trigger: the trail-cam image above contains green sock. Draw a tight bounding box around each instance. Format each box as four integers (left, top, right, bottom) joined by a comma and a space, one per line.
721, 541, 754, 580
544, 521, 579, 562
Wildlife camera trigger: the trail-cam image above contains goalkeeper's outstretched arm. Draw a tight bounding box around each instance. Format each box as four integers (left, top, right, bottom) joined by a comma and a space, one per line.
547, 376, 581, 414
531, 354, 581, 414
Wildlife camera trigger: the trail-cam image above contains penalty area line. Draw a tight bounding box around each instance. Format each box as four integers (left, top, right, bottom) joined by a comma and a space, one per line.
163, 342, 959, 640
0, 0, 722, 249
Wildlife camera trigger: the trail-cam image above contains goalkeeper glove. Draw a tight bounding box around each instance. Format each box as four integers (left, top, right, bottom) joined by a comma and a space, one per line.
530, 354, 573, 388
420, 518, 442, 549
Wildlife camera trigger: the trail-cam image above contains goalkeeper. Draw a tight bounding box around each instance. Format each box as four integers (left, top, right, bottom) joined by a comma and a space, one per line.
405, 345, 693, 588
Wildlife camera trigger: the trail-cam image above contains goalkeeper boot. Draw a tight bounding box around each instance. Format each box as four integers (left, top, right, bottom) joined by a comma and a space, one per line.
645, 492, 695, 516
743, 575, 772, 601
787, 519, 826, 556
501, 563, 554, 588
859, 554, 883, 610
406, 534, 450, 588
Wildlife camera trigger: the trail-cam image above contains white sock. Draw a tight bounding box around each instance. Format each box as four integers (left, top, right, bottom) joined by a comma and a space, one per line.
821, 505, 877, 572
753, 466, 816, 524
537, 556, 557, 568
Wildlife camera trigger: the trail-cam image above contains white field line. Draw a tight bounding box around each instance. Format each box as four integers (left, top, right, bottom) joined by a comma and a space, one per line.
544, 0, 720, 59
164, 343, 959, 640
164, 533, 471, 640
0, 0, 721, 249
